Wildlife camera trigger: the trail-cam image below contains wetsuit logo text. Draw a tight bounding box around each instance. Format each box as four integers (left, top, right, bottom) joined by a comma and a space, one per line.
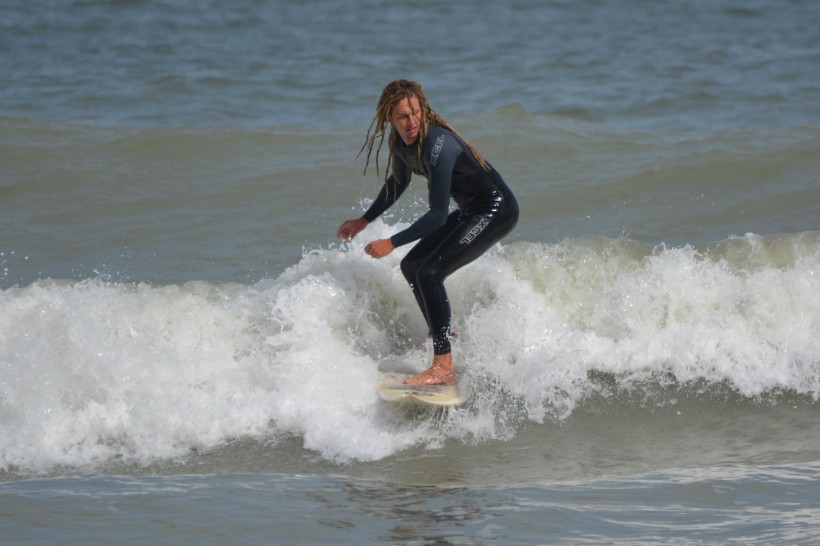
430, 135, 445, 166
459, 217, 490, 245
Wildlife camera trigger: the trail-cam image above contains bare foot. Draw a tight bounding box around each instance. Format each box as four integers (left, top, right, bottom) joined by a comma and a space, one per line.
404, 354, 456, 386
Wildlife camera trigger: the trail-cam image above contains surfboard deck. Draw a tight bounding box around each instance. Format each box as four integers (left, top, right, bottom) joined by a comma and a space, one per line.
377, 372, 463, 407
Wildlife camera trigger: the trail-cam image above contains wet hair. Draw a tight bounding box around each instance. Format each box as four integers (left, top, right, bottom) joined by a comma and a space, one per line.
357, 80, 490, 185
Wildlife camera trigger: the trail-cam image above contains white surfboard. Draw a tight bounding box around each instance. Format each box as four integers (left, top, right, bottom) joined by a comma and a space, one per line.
377, 372, 463, 407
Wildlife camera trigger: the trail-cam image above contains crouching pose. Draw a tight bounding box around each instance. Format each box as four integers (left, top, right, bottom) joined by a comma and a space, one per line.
337, 80, 518, 385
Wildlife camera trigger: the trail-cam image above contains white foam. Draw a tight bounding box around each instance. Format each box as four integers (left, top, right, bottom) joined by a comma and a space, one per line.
1, 225, 819, 471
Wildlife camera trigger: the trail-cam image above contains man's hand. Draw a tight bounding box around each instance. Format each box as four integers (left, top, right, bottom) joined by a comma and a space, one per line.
337, 217, 368, 241
365, 238, 394, 259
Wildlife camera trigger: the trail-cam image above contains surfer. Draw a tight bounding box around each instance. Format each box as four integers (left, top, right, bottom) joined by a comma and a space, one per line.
337, 80, 518, 386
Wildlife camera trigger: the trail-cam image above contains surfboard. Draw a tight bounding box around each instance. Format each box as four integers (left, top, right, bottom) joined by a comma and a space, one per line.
377, 372, 463, 407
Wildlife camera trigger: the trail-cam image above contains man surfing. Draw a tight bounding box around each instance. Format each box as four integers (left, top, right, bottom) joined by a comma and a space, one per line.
337, 80, 518, 386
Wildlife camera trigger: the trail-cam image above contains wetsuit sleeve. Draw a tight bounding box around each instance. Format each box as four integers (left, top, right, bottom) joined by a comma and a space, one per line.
389, 134, 460, 247
362, 158, 411, 222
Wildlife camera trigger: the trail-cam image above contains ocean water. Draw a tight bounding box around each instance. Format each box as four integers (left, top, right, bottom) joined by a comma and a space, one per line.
2, 0, 820, 544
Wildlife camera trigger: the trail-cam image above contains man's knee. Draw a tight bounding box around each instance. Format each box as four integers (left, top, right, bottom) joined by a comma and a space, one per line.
400, 256, 418, 284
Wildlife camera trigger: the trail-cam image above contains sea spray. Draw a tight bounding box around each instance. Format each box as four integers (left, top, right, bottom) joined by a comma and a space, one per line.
1, 223, 819, 472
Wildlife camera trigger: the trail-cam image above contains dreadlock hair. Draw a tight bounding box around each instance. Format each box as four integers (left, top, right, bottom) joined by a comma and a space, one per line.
357, 80, 490, 188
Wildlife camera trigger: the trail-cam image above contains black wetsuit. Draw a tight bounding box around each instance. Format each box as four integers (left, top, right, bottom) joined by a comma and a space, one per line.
363, 125, 519, 355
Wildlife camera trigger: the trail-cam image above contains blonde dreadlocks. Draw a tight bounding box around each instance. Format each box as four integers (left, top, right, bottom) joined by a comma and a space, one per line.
357, 80, 490, 186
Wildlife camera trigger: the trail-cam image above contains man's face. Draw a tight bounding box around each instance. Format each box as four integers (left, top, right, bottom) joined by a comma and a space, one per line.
390, 96, 421, 145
